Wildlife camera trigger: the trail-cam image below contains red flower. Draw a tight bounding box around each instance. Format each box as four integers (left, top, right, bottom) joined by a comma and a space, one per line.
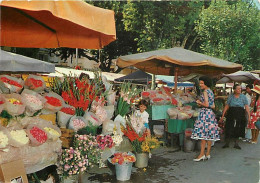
26, 78, 43, 89
61, 107, 75, 115
0, 101, 5, 105
0, 77, 22, 88
45, 96, 62, 107
142, 91, 150, 97
30, 126, 47, 143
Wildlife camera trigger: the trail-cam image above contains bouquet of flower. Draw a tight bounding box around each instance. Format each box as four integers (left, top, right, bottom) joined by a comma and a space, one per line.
24, 74, 45, 92
44, 92, 64, 113
141, 137, 161, 153
57, 147, 88, 178
57, 105, 76, 128
121, 120, 148, 154
0, 75, 24, 93
0, 127, 9, 149
111, 126, 123, 146
5, 93, 25, 116
73, 134, 101, 168
115, 82, 141, 117
68, 116, 87, 131
109, 152, 136, 165
27, 125, 48, 146
96, 134, 114, 150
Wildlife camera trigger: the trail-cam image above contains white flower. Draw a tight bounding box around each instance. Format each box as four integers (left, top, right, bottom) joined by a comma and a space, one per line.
10, 130, 29, 145
0, 131, 9, 148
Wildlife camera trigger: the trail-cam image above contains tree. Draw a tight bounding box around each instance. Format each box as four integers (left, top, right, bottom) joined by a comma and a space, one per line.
122, 1, 207, 52
195, 0, 260, 70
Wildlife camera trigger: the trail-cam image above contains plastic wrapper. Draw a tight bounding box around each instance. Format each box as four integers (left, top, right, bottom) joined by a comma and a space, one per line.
21, 89, 46, 116
83, 112, 102, 126
27, 124, 48, 146
151, 97, 166, 105
102, 120, 115, 135
101, 146, 115, 162
0, 94, 6, 114
161, 86, 172, 97
0, 140, 62, 174
141, 91, 150, 99
104, 105, 114, 120
68, 116, 87, 131
43, 92, 64, 113
107, 90, 116, 106
4, 93, 26, 116
24, 74, 46, 92
114, 114, 126, 128
7, 126, 29, 148
95, 106, 107, 122
167, 108, 179, 119
57, 104, 75, 128
0, 75, 24, 94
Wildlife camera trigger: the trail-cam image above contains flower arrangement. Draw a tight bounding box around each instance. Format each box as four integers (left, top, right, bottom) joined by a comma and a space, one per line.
57, 147, 88, 178
115, 82, 141, 117
111, 127, 123, 146
10, 130, 29, 145
129, 113, 144, 134
110, 152, 136, 165
141, 137, 161, 153
8, 98, 22, 105
29, 126, 48, 144
25, 78, 43, 89
96, 135, 114, 150
0, 131, 8, 148
0, 76, 23, 88
45, 96, 62, 107
121, 121, 148, 154
71, 118, 86, 131
73, 134, 101, 167
60, 107, 75, 115
23, 93, 44, 111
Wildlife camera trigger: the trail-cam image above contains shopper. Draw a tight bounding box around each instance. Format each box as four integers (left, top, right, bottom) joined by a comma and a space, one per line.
244, 84, 253, 141
191, 76, 220, 162
219, 84, 251, 149
247, 85, 260, 144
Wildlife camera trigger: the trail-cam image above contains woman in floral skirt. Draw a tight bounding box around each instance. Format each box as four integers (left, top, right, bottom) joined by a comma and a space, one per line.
191, 76, 220, 162
247, 85, 260, 144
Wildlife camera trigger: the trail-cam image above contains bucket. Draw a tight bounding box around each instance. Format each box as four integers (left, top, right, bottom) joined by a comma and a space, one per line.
135, 153, 149, 168
115, 163, 133, 181
184, 138, 195, 152
185, 128, 193, 138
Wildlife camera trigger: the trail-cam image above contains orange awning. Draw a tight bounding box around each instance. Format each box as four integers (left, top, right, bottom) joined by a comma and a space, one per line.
0, 0, 116, 49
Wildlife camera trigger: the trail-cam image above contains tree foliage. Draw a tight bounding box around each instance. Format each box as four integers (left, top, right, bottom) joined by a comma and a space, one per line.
195, 0, 260, 70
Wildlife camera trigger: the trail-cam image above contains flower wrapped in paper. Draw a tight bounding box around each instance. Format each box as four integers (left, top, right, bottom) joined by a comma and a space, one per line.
24, 74, 46, 92
68, 116, 87, 131
27, 124, 48, 146
96, 134, 115, 150
4, 93, 25, 116
0, 94, 6, 114
0, 126, 9, 149
21, 89, 46, 116
8, 126, 29, 147
57, 104, 76, 128
43, 92, 64, 113
83, 112, 102, 127
0, 75, 24, 93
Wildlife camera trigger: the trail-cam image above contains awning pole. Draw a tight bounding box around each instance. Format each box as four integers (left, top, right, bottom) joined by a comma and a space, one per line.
174, 67, 179, 93
151, 74, 155, 90
76, 48, 78, 66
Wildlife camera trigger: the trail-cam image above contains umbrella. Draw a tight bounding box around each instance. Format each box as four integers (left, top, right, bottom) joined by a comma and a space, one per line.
0, 0, 116, 49
116, 47, 242, 76
0, 50, 55, 73
216, 71, 260, 84
115, 70, 152, 84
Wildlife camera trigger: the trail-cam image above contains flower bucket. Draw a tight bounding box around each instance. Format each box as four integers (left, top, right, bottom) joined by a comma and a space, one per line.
115, 162, 133, 181
135, 153, 149, 168
184, 138, 195, 152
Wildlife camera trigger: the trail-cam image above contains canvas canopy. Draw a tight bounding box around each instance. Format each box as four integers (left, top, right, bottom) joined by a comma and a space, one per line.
216, 71, 260, 84
0, 50, 55, 73
114, 70, 152, 84
116, 47, 242, 77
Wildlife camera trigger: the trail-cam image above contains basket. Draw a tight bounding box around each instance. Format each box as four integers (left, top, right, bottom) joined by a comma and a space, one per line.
39, 114, 56, 125
60, 128, 74, 148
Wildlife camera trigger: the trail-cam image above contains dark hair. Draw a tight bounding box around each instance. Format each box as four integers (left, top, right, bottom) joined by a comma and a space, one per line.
246, 84, 253, 89
199, 76, 211, 87
233, 84, 240, 90
139, 99, 148, 108
79, 73, 90, 80
253, 94, 259, 113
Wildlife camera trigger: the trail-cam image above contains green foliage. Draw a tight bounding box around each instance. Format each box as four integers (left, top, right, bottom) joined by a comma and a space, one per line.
195, 0, 260, 70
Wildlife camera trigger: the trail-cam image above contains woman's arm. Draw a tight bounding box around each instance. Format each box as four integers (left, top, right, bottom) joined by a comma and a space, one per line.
219, 104, 230, 122
196, 90, 209, 108
245, 105, 251, 123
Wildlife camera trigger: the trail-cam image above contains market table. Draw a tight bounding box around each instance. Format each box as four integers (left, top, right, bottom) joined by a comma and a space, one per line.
167, 118, 196, 147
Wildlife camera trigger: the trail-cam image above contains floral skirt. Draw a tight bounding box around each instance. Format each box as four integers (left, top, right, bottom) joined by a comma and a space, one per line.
191, 108, 220, 141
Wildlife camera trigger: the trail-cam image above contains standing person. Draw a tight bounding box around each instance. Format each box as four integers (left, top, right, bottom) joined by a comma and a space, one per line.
191, 76, 220, 162
219, 84, 251, 149
134, 99, 151, 136
244, 84, 253, 141
247, 85, 260, 144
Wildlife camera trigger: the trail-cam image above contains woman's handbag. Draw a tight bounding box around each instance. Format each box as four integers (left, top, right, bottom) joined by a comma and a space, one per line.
255, 119, 260, 130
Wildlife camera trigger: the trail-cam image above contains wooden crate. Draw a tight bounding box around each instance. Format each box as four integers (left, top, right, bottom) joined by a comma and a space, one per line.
39, 114, 56, 125
60, 128, 74, 148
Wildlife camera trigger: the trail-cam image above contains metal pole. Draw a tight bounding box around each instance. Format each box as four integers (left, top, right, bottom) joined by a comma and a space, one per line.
151, 74, 155, 90
76, 48, 78, 66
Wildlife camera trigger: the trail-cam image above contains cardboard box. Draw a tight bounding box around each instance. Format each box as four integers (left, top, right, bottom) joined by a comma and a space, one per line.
0, 160, 28, 183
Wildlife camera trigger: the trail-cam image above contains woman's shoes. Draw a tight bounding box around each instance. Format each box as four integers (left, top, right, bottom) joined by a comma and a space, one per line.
251, 141, 257, 144
193, 155, 206, 162
234, 144, 241, 149
206, 155, 211, 160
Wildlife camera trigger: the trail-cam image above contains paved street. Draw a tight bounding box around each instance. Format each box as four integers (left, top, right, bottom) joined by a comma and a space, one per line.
83, 138, 260, 183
